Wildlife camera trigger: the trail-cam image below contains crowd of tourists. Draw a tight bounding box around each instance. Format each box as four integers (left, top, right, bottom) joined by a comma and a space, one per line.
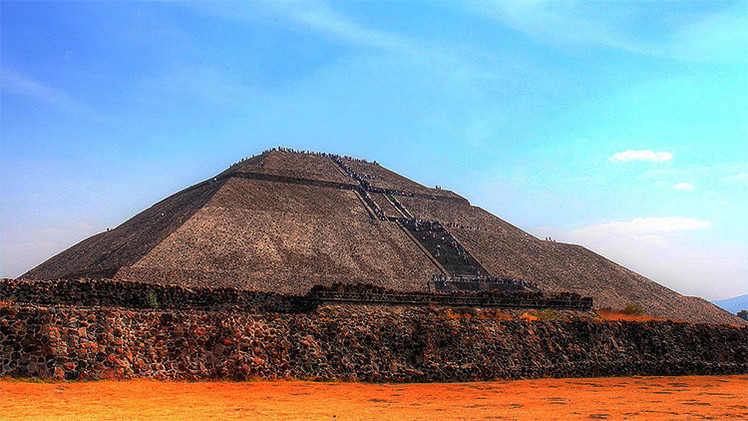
272, 147, 380, 166
250, 147, 436, 200
328, 156, 385, 219
229, 148, 462, 204
330, 155, 423, 199
229, 147, 381, 170
360, 189, 387, 220
472, 276, 538, 289
330, 155, 420, 220
442, 221, 501, 233
407, 218, 473, 264
430, 274, 538, 289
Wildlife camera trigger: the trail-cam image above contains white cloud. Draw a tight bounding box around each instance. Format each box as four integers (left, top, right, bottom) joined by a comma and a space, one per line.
673, 183, 694, 191
470, 0, 746, 63
186, 1, 519, 103
2, 222, 100, 278
191, 1, 417, 55
470, 0, 646, 54
568, 217, 710, 241
0, 68, 106, 121
725, 172, 748, 188
610, 150, 673, 162
2, 69, 78, 108
192, 1, 439, 66
667, 3, 748, 63
532, 217, 745, 300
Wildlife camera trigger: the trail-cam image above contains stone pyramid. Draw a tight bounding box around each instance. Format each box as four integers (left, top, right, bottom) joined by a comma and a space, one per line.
21, 149, 741, 324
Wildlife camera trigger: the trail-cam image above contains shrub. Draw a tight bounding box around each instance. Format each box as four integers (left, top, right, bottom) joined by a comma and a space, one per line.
144, 291, 159, 309
622, 303, 644, 315
0, 297, 18, 313
476, 309, 512, 320
535, 310, 560, 320
737, 310, 748, 321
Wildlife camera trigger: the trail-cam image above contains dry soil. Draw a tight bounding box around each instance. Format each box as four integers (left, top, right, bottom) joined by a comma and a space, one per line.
1, 375, 746, 420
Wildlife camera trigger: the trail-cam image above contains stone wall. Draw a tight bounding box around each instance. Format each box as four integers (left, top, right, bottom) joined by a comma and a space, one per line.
1, 279, 302, 313
1, 304, 745, 382
307, 284, 593, 310
0, 279, 593, 312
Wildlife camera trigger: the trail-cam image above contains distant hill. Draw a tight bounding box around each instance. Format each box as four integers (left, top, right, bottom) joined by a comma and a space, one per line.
713, 294, 748, 314
21, 148, 746, 325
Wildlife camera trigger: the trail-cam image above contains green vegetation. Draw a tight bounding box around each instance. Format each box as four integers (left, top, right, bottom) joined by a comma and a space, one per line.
0, 298, 19, 314
622, 303, 644, 315
144, 291, 159, 309
737, 310, 748, 321
535, 310, 561, 320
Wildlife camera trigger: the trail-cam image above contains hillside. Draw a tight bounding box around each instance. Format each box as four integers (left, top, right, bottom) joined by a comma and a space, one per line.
713, 294, 748, 314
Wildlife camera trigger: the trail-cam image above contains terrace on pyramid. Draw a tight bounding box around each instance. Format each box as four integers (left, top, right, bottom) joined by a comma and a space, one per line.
2, 148, 746, 382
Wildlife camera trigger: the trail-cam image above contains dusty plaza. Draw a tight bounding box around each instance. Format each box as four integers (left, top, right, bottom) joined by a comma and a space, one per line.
2, 376, 746, 420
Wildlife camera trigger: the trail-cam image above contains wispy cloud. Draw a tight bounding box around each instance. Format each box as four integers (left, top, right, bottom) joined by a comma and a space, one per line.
469, 0, 747, 62
610, 150, 673, 162
725, 172, 748, 188
673, 183, 695, 191
2, 222, 100, 278
1, 68, 105, 120
191, 1, 418, 55
532, 217, 744, 300
470, 0, 646, 54
185, 1, 516, 101
667, 2, 748, 63
569, 217, 710, 241
279, 1, 418, 54
270, 1, 490, 80
2, 69, 79, 108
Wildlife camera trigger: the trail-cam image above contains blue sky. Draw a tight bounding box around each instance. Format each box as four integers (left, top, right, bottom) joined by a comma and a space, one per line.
2, 1, 746, 301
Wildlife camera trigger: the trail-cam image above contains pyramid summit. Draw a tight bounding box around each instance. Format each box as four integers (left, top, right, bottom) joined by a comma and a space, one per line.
21, 148, 741, 324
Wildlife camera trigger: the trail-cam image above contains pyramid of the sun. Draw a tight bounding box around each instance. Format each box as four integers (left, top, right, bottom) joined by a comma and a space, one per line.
22, 149, 739, 324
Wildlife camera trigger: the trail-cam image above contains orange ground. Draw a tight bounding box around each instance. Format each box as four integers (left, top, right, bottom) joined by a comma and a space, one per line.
596, 309, 667, 322
1, 376, 745, 420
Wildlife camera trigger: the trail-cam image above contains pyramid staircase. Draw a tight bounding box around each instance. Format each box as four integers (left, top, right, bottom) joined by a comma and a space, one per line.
329, 155, 488, 279
400, 219, 489, 278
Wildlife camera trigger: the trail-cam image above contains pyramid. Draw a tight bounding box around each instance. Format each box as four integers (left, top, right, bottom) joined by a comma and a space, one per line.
22, 149, 742, 325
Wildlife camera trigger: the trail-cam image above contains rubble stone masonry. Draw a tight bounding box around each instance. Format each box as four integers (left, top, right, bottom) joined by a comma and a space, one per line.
1, 303, 745, 382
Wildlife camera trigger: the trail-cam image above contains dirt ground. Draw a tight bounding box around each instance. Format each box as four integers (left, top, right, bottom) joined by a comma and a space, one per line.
1, 375, 745, 420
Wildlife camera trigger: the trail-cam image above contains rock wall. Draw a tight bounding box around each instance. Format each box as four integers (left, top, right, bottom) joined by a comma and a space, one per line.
1, 279, 302, 313
0, 279, 593, 312
1, 304, 745, 382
